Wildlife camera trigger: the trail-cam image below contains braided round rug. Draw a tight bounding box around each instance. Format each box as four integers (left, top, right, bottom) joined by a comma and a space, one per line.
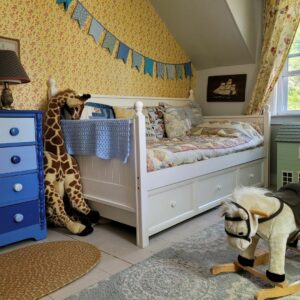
0, 240, 101, 300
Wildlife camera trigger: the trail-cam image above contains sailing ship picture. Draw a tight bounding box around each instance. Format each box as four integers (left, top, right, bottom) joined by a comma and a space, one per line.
207, 74, 247, 102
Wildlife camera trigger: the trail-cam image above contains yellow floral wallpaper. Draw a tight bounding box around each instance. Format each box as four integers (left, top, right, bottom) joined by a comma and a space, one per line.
0, 0, 193, 110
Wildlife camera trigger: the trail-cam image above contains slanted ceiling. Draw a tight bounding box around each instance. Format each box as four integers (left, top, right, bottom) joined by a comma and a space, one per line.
150, 0, 263, 70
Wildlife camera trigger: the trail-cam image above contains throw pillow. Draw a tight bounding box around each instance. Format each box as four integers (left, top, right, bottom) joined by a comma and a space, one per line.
84, 102, 115, 119
164, 111, 187, 138
145, 106, 166, 139
164, 106, 191, 132
114, 107, 136, 119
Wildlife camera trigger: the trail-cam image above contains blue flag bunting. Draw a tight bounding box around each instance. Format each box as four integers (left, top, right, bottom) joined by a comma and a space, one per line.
184, 62, 192, 78
56, 0, 72, 11
117, 43, 130, 64
102, 32, 117, 54
175, 65, 183, 79
166, 64, 175, 80
72, 2, 89, 28
132, 51, 142, 71
89, 18, 104, 43
144, 58, 154, 77
156, 62, 164, 78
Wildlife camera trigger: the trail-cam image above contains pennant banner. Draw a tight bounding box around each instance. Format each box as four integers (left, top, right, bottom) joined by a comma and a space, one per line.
184, 62, 192, 78
56, 0, 72, 11
157, 62, 164, 79
102, 32, 117, 54
166, 64, 175, 80
144, 58, 154, 77
59, 0, 192, 79
72, 2, 89, 28
89, 18, 104, 43
117, 43, 130, 63
132, 51, 142, 71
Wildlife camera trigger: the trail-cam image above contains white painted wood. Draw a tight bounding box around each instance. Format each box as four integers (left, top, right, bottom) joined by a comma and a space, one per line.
47, 77, 57, 99
46, 79, 270, 248
133, 101, 149, 248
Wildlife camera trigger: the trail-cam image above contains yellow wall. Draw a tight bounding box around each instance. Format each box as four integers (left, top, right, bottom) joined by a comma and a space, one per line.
0, 0, 192, 110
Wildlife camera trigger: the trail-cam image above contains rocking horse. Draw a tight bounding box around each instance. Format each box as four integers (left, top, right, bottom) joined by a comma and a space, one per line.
211, 185, 300, 300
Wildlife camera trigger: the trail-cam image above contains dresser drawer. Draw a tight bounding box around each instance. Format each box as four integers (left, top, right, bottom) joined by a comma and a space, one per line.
238, 161, 263, 186
195, 170, 236, 208
0, 200, 39, 234
0, 173, 39, 206
148, 182, 194, 229
0, 118, 35, 145
0, 145, 37, 174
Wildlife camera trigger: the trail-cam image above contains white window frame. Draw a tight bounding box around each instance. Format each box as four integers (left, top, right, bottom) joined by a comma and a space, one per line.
276, 52, 300, 115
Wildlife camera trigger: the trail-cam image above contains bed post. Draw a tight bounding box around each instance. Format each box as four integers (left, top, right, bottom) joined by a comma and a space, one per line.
134, 101, 149, 248
263, 105, 271, 188
47, 77, 58, 98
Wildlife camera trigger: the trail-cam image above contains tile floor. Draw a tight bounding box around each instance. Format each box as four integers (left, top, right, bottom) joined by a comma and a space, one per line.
0, 207, 220, 300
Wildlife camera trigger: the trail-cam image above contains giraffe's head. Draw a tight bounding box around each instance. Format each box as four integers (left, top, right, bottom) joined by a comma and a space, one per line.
50, 89, 91, 120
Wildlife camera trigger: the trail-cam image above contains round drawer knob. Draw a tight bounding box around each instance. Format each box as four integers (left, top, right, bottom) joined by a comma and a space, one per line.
14, 213, 24, 223
249, 173, 255, 179
170, 201, 176, 208
217, 185, 222, 191
11, 155, 21, 164
9, 127, 20, 136
13, 183, 23, 192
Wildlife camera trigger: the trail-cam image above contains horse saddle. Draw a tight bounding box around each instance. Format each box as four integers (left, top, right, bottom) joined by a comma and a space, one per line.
266, 183, 300, 226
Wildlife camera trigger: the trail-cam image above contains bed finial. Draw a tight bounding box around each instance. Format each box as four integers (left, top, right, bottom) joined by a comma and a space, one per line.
47, 77, 58, 99
135, 101, 144, 116
189, 89, 195, 101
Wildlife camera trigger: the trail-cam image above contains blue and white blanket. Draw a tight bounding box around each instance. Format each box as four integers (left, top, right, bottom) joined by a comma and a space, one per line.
61, 119, 132, 163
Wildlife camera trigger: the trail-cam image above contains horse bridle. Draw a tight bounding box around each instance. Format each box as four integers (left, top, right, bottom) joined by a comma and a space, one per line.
224, 200, 284, 242
225, 202, 252, 242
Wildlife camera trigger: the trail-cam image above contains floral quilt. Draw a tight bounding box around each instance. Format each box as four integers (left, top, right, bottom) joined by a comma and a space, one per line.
147, 121, 263, 172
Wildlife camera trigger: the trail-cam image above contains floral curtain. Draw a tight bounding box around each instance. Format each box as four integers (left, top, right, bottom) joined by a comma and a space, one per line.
246, 0, 300, 115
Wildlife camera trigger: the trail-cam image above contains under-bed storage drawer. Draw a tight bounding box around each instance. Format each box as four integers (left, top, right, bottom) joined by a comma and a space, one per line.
238, 160, 263, 186
195, 169, 236, 208
148, 182, 194, 232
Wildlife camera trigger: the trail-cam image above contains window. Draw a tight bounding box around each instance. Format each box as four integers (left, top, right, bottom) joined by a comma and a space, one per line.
282, 171, 293, 185
276, 25, 300, 114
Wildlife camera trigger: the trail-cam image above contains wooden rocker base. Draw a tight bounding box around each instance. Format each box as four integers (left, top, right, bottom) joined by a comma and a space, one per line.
211, 252, 300, 300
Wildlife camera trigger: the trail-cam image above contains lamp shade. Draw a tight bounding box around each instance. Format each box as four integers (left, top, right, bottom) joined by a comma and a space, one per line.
0, 50, 30, 84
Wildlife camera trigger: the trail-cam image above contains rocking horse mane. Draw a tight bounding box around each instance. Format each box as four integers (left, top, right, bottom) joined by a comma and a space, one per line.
232, 186, 275, 210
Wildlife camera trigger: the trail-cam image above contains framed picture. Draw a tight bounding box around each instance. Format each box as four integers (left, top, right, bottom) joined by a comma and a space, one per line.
0, 36, 20, 57
207, 74, 247, 102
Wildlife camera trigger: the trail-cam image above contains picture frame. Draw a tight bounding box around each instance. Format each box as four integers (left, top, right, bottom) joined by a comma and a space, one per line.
0, 36, 20, 57
207, 74, 247, 102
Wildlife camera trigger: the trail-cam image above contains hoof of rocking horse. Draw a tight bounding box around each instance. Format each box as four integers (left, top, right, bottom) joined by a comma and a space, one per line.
238, 255, 254, 267
266, 270, 285, 283
78, 225, 94, 236
87, 210, 101, 224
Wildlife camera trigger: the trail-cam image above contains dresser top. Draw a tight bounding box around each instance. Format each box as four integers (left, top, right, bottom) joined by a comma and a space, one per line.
0, 110, 43, 117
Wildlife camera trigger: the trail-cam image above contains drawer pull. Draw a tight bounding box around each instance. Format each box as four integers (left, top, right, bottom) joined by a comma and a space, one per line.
170, 200, 176, 208
13, 183, 23, 192
11, 155, 21, 164
14, 213, 24, 223
249, 173, 255, 179
216, 185, 222, 191
9, 127, 20, 136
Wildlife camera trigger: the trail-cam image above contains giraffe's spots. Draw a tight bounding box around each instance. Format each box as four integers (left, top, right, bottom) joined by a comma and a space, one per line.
47, 109, 55, 118
66, 169, 74, 175
69, 181, 76, 187
52, 135, 63, 146
53, 123, 60, 130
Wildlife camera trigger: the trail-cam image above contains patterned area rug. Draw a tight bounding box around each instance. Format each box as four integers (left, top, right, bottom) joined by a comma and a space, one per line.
67, 223, 300, 300
0, 241, 101, 300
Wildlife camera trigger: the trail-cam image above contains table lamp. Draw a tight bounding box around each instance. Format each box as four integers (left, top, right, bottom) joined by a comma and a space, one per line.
0, 50, 30, 108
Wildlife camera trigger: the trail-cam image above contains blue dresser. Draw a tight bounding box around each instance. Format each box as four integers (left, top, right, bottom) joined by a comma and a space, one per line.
0, 110, 47, 246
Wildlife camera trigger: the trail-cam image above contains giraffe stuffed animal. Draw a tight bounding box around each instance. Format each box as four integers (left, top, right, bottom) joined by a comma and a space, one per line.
44, 89, 100, 236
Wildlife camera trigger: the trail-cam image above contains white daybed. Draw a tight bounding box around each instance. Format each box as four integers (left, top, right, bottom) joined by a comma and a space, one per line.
48, 79, 270, 248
